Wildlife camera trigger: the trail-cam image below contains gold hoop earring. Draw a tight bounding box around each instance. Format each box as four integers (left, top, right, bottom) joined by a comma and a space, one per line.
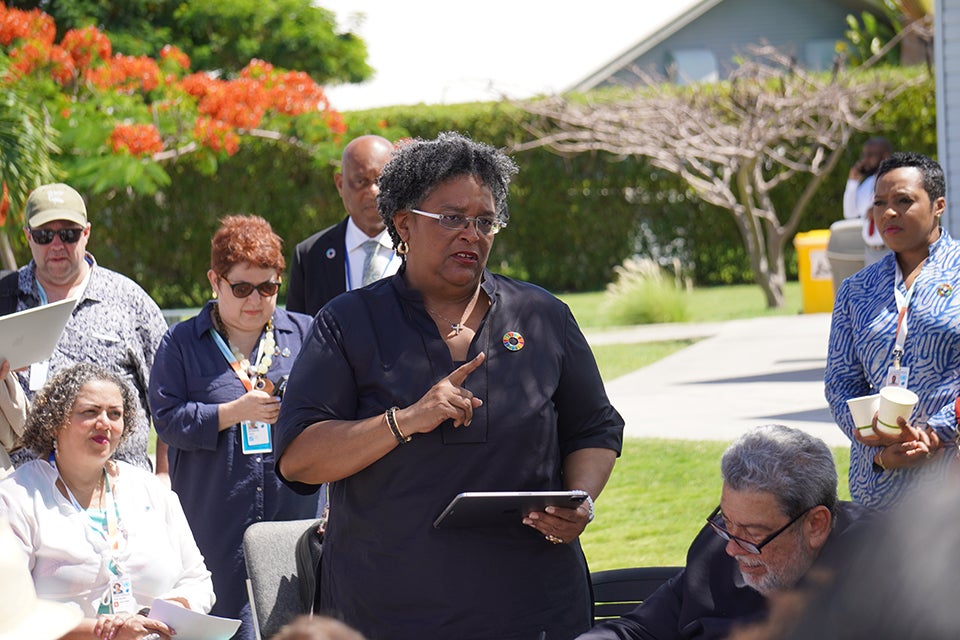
397, 240, 409, 256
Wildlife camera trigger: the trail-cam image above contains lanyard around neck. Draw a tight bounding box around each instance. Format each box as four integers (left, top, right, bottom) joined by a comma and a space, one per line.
892, 262, 922, 369
209, 328, 261, 392
49, 456, 124, 571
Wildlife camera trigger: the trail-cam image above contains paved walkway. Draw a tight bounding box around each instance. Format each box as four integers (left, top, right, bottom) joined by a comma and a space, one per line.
587, 313, 850, 447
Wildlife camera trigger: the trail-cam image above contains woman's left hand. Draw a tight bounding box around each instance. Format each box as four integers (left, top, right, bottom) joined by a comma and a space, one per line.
522, 500, 592, 545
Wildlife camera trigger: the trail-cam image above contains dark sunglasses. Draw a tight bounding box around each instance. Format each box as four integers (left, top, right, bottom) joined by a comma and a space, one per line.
220, 275, 281, 298
28, 227, 84, 245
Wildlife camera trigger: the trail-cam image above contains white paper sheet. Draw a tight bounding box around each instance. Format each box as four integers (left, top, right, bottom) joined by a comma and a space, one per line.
149, 598, 241, 640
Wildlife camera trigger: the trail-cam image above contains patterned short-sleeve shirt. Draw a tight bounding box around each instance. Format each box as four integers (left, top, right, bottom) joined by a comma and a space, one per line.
9, 255, 168, 470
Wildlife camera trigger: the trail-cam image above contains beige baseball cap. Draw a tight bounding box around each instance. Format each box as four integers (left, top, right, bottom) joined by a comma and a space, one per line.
25, 183, 87, 228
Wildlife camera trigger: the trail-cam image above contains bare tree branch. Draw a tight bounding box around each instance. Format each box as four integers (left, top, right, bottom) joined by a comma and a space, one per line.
513, 45, 925, 307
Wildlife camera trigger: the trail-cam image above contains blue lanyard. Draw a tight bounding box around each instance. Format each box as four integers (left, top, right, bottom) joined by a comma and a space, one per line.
49, 455, 124, 574
209, 328, 259, 392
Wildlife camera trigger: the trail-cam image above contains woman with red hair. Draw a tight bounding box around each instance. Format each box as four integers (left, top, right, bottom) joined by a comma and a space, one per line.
149, 215, 318, 640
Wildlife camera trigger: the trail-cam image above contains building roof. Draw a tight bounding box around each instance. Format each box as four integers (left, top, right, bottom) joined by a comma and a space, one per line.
569, 0, 882, 92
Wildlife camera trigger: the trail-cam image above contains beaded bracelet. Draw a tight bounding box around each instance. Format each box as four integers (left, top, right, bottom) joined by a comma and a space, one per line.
385, 406, 412, 444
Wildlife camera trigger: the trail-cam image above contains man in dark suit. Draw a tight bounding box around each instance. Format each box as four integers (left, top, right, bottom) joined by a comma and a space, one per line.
287, 135, 397, 316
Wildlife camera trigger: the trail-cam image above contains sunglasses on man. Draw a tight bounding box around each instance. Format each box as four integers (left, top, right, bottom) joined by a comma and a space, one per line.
28, 227, 84, 245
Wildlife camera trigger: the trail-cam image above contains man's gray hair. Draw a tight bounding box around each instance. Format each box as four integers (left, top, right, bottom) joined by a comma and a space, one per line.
721, 424, 838, 518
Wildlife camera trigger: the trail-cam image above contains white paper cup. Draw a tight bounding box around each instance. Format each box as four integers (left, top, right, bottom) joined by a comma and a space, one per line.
846, 394, 880, 434
876, 386, 919, 436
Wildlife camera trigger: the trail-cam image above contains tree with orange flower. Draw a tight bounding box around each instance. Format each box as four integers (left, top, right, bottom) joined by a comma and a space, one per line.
0, 3, 353, 270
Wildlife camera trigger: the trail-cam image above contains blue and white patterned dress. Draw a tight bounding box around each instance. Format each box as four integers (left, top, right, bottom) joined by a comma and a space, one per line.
825, 229, 960, 509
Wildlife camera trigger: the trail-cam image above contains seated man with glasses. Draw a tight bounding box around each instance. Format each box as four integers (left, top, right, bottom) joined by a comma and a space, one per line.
579, 424, 870, 640
0, 183, 168, 473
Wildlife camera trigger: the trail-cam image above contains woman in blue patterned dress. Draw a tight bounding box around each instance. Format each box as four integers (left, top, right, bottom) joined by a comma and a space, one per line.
825, 152, 960, 509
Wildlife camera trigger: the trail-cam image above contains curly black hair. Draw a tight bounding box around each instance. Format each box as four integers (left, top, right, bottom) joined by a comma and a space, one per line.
376, 131, 519, 250
21, 363, 138, 457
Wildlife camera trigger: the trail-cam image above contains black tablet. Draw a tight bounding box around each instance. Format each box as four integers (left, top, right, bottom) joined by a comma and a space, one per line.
433, 490, 589, 529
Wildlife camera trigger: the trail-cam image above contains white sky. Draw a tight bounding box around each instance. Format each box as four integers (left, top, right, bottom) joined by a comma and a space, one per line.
319, 0, 702, 111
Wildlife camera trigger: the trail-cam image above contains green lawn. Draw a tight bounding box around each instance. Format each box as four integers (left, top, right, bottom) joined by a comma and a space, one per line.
590, 340, 697, 381
554, 280, 849, 570
560, 281, 804, 329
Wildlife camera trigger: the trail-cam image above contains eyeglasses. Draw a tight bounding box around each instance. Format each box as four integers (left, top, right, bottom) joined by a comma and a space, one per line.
28, 227, 84, 245
410, 209, 505, 236
219, 275, 281, 298
706, 505, 814, 554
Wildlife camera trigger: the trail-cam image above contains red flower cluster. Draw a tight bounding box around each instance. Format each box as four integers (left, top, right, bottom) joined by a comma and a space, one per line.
0, 6, 54, 47
108, 123, 164, 156
183, 74, 267, 129
194, 117, 240, 156
86, 54, 160, 93
0, 183, 8, 226
60, 25, 111, 69
0, 4, 345, 158
159, 44, 190, 71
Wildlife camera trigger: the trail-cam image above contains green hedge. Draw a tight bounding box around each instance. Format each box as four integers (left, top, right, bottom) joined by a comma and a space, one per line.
6, 71, 935, 307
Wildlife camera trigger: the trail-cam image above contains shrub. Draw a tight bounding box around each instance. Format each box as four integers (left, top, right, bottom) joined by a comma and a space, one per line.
601, 257, 689, 325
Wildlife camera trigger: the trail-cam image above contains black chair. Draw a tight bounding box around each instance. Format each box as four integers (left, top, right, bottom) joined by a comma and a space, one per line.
591, 566, 682, 621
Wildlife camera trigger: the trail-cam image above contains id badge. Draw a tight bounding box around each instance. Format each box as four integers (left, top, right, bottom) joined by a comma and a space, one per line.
29, 360, 49, 391
241, 420, 272, 454
109, 575, 137, 614
885, 366, 910, 389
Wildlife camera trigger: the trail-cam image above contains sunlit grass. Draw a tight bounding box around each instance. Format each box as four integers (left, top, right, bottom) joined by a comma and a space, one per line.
591, 340, 697, 381
561, 281, 804, 328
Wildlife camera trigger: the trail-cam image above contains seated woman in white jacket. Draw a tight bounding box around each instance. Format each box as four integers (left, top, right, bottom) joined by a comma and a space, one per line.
0, 363, 214, 640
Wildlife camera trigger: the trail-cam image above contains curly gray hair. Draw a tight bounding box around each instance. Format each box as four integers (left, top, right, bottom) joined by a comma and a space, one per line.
721, 424, 838, 519
21, 363, 138, 457
376, 131, 519, 250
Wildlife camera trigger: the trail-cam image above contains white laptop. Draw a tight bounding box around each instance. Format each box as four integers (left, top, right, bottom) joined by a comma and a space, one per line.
0, 297, 76, 370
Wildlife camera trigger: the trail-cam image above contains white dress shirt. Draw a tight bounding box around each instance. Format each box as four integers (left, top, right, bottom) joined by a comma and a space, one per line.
344, 218, 399, 291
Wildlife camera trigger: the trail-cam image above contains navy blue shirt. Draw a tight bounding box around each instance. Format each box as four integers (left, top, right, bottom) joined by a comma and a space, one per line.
275, 270, 624, 640
149, 302, 319, 628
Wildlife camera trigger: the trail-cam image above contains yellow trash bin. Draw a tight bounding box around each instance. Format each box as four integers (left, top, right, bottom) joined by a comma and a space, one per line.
794, 230, 833, 313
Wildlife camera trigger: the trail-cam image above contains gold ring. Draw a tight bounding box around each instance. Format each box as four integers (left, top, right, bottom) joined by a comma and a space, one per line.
545, 534, 563, 544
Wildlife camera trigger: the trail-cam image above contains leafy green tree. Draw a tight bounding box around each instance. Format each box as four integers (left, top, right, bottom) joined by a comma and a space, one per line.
840, 0, 933, 67
0, 74, 59, 269
7, 0, 372, 82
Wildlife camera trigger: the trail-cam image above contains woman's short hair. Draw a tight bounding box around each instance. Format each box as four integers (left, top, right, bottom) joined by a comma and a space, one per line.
377, 131, 519, 249
21, 363, 139, 456
721, 424, 838, 519
876, 151, 945, 202
210, 214, 285, 276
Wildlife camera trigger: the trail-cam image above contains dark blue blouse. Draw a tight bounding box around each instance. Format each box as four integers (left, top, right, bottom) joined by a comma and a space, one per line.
149, 302, 320, 628
276, 271, 624, 640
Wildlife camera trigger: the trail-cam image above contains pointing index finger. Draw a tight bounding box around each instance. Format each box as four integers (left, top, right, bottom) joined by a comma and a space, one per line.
447, 352, 485, 386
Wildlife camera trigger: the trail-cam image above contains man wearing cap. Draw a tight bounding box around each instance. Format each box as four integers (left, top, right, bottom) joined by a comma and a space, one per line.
286, 134, 399, 317
0, 183, 168, 472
